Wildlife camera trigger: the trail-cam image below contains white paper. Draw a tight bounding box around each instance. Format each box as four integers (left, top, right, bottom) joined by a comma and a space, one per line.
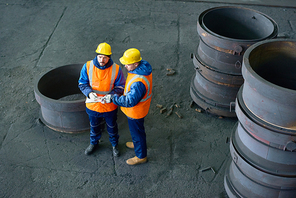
85, 97, 103, 103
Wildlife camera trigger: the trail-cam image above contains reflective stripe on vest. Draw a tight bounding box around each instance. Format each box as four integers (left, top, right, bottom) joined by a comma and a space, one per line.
121, 73, 152, 119
124, 75, 152, 102
89, 60, 116, 95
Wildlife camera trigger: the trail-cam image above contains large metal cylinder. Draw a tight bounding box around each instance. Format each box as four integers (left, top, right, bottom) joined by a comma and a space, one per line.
242, 39, 296, 129
224, 39, 296, 197
34, 64, 89, 133
190, 6, 278, 117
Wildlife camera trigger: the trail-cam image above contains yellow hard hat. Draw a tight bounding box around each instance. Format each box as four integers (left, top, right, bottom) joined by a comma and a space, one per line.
120, 48, 142, 65
95, 42, 112, 55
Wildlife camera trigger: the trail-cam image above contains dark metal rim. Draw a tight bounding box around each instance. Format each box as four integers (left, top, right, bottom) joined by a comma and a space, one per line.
190, 77, 237, 117
34, 64, 86, 106
190, 74, 237, 109
39, 111, 89, 133
194, 53, 243, 78
232, 122, 296, 176
236, 98, 296, 149
242, 39, 296, 94
198, 6, 278, 42
231, 125, 296, 182
237, 86, 296, 135
190, 88, 236, 117
224, 159, 242, 198
195, 38, 244, 74
226, 157, 296, 196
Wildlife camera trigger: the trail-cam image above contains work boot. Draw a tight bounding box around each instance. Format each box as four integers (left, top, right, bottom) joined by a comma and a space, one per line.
112, 145, 120, 157
126, 156, 147, 165
126, 142, 134, 149
84, 144, 98, 155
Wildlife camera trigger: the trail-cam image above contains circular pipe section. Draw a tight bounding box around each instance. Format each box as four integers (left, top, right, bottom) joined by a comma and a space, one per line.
193, 54, 244, 86
234, 122, 296, 176
242, 39, 296, 130
224, 123, 296, 197
196, 38, 244, 75
197, 6, 278, 54
190, 74, 237, 117
236, 87, 296, 150
193, 6, 277, 118
34, 64, 89, 133
224, 159, 296, 198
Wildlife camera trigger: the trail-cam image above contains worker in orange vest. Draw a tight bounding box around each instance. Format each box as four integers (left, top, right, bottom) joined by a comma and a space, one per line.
102, 48, 152, 165
78, 43, 125, 157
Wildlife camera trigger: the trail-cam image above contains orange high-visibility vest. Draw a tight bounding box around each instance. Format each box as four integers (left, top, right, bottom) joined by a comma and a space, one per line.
121, 73, 153, 119
86, 60, 119, 113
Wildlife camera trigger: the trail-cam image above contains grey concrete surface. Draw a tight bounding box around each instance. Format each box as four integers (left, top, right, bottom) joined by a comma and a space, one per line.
172, 0, 296, 8
0, 0, 295, 197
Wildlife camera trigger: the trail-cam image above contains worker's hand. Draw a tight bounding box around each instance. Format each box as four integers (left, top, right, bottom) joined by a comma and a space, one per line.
101, 94, 112, 104
89, 92, 98, 101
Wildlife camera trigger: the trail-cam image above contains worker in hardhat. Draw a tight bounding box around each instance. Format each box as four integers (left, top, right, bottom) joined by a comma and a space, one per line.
101, 48, 152, 165
78, 42, 125, 157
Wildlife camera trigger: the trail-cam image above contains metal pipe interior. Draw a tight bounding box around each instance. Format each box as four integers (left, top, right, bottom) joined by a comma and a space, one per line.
248, 41, 296, 90
202, 8, 275, 40
37, 65, 83, 100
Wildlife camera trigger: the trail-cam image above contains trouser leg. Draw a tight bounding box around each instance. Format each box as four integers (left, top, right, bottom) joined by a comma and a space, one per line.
128, 117, 147, 159
104, 110, 119, 147
89, 115, 104, 145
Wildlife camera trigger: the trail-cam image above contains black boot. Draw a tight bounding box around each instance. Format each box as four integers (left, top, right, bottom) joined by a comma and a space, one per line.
112, 145, 120, 157
85, 144, 98, 155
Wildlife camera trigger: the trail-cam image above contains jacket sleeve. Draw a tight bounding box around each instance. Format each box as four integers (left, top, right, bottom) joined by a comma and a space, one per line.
109, 67, 125, 95
112, 81, 146, 107
78, 63, 92, 98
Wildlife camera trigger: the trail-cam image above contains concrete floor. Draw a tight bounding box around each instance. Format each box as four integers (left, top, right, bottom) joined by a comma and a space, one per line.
0, 0, 295, 197
180, 0, 296, 8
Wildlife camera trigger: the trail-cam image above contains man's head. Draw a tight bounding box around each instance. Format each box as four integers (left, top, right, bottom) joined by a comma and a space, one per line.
120, 48, 142, 71
96, 42, 112, 66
